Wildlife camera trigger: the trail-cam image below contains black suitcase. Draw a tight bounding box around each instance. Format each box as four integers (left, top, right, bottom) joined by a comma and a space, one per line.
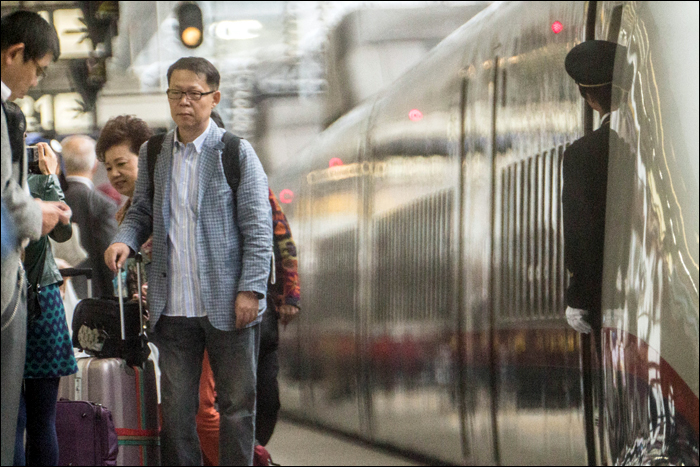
64, 255, 150, 366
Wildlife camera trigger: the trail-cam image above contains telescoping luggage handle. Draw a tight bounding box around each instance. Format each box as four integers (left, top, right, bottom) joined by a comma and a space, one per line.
59, 268, 93, 298
116, 253, 145, 341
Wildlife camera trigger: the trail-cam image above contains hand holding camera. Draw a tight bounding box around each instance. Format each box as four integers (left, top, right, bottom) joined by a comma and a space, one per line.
27, 142, 60, 175
28, 143, 71, 235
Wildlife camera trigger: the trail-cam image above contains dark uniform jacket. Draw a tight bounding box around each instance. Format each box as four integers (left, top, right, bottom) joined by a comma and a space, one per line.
64, 180, 118, 297
562, 115, 611, 327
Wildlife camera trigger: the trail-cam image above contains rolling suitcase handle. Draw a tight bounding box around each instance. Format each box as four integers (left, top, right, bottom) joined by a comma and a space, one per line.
135, 253, 145, 336
116, 253, 145, 341
116, 264, 126, 340
116, 253, 146, 345
59, 267, 93, 298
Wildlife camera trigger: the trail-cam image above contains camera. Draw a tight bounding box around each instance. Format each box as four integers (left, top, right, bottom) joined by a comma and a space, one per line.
26, 145, 42, 174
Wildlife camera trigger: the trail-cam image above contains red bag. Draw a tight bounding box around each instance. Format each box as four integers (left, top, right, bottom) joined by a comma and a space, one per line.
254, 444, 280, 466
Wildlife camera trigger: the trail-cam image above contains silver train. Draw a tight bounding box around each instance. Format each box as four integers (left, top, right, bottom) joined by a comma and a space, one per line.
269, 2, 699, 464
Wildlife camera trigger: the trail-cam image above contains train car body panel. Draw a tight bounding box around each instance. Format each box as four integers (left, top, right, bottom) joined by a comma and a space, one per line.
601, 1, 699, 464
271, 1, 700, 464
361, 11, 466, 463
278, 102, 375, 435
475, 2, 590, 465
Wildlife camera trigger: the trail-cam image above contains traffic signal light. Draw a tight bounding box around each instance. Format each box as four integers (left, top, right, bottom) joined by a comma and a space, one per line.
178, 2, 204, 48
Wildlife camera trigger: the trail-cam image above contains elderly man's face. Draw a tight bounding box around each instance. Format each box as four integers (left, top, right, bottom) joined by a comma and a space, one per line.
167, 69, 220, 132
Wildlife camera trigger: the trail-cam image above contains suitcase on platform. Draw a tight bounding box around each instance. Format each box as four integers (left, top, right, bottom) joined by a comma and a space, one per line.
58, 263, 160, 466
56, 399, 118, 466
58, 357, 161, 466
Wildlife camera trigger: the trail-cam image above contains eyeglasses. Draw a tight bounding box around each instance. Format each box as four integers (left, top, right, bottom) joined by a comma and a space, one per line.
166, 89, 216, 101
33, 61, 47, 82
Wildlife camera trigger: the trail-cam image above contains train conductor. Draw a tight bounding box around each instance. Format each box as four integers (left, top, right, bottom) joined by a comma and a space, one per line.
562, 40, 624, 334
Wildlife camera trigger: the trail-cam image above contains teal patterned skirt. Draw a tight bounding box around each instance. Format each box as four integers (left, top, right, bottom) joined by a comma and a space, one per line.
24, 283, 78, 379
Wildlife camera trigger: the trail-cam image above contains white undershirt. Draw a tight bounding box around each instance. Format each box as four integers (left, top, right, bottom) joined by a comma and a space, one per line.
1, 80, 12, 102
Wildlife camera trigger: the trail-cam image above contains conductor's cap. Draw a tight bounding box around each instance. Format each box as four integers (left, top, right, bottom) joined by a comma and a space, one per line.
565, 40, 624, 87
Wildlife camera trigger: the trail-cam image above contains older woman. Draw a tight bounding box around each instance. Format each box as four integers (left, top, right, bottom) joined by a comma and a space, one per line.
95, 115, 153, 299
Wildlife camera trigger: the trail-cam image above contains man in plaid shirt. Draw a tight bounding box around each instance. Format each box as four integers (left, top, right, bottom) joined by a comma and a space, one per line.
105, 57, 272, 466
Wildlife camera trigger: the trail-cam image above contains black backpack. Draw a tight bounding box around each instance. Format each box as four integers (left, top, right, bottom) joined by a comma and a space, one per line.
146, 131, 242, 202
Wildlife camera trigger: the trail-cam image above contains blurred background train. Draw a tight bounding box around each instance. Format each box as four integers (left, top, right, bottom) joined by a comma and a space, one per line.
268, 1, 699, 465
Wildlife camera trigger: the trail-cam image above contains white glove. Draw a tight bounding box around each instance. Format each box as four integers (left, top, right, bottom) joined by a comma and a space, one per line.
566, 307, 592, 333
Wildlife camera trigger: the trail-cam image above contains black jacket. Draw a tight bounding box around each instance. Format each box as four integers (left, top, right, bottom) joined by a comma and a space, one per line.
562, 117, 611, 323
63, 180, 118, 297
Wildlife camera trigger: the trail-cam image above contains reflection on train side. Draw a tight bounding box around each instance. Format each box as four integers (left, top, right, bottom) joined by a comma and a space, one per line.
273, 2, 698, 465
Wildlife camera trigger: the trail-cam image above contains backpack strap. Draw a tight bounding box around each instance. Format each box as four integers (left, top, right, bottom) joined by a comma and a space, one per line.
146, 133, 167, 199
220, 132, 241, 199
146, 131, 241, 201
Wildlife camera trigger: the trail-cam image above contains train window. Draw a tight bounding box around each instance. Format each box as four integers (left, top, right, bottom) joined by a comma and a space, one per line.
498, 144, 567, 321
373, 190, 452, 323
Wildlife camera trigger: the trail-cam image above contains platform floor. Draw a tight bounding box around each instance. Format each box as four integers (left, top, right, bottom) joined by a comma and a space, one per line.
265, 420, 426, 466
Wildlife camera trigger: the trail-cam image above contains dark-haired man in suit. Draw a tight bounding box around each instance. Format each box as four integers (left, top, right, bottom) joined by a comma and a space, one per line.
1, 10, 71, 464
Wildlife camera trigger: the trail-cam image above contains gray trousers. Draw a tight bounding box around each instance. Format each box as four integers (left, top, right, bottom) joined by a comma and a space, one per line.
151, 316, 260, 466
1, 284, 26, 466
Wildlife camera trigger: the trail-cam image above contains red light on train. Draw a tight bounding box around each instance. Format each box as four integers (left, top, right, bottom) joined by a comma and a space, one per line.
551, 21, 563, 34
408, 109, 423, 121
279, 189, 294, 204
329, 157, 343, 168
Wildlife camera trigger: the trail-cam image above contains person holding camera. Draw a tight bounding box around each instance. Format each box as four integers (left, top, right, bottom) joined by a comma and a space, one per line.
15, 140, 78, 466
1, 11, 72, 464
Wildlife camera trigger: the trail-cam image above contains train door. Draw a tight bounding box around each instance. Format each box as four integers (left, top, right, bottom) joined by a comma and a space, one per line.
582, 2, 623, 465
458, 60, 501, 465
361, 36, 465, 463
301, 108, 370, 436
482, 2, 591, 465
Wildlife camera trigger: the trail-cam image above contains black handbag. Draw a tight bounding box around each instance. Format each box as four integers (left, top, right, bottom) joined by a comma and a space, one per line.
71, 254, 150, 366
71, 296, 150, 366
26, 248, 46, 325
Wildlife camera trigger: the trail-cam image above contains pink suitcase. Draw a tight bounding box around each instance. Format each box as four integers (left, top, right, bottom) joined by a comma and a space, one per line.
58, 262, 160, 465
